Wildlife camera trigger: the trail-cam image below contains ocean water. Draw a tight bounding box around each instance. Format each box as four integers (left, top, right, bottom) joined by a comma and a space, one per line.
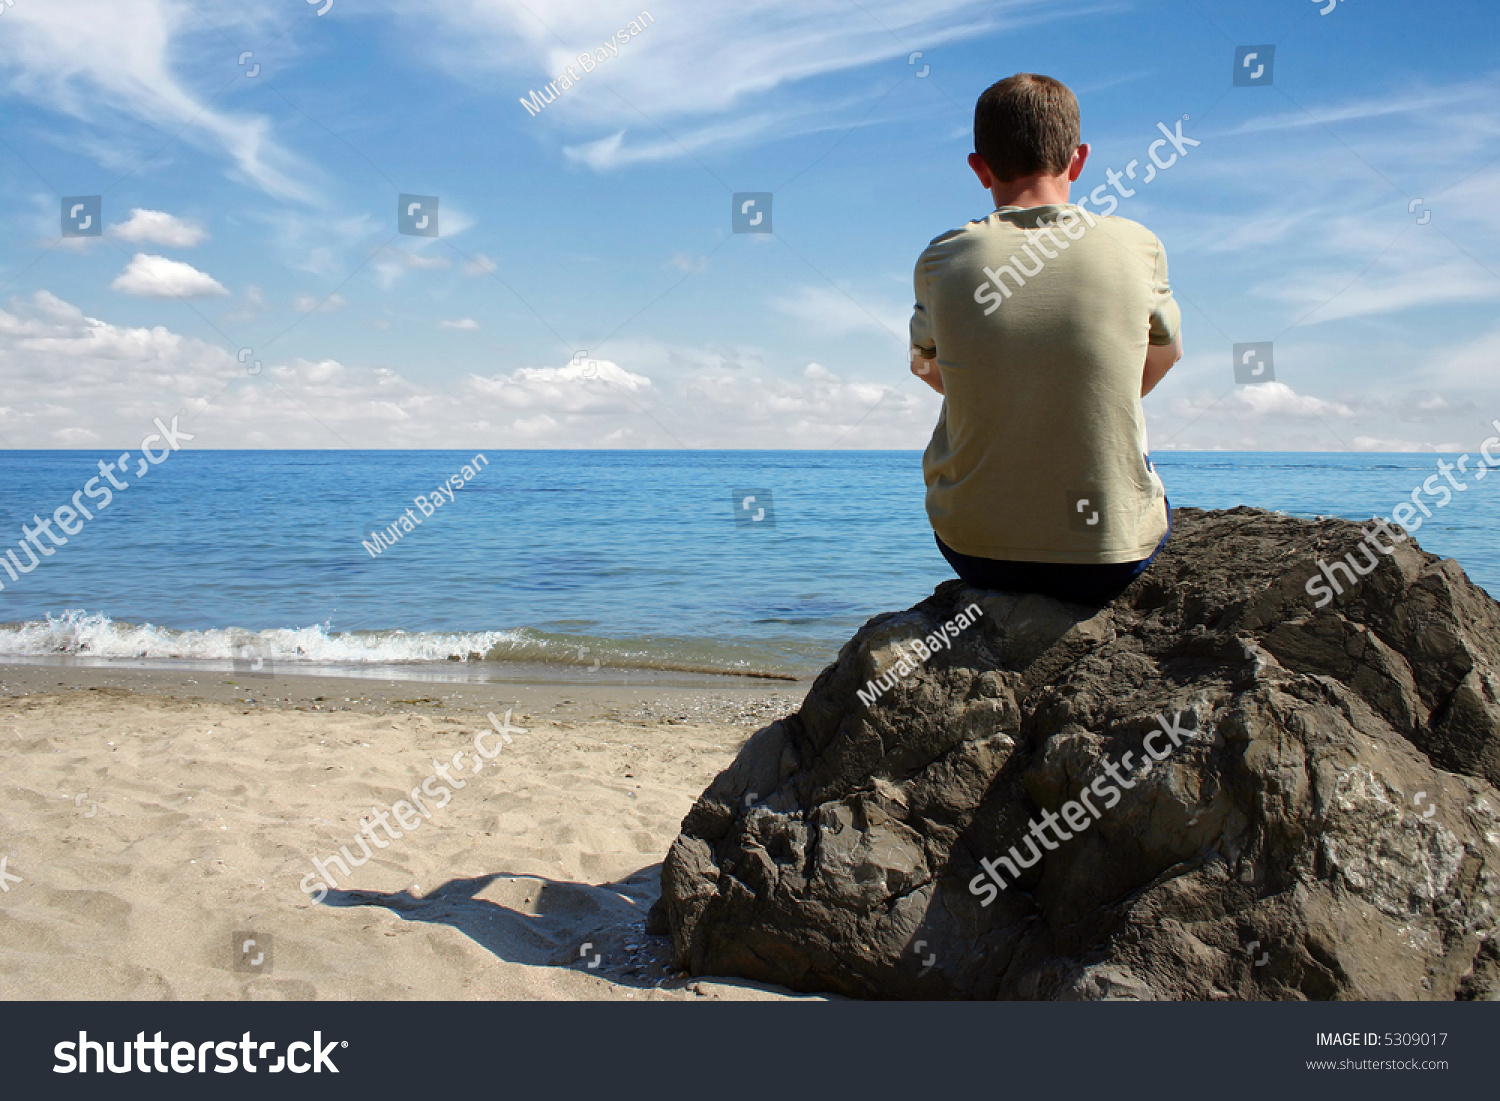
0, 450, 1495, 680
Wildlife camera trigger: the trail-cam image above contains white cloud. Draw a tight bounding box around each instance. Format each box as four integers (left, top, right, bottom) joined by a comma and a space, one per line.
292, 293, 348, 313
109, 253, 229, 298
468, 358, 652, 408
0, 292, 233, 441
19, 291, 1496, 453
1231, 381, 1355, 420
1350, 434, 1464, 453
558, 95, 893, 172
462, 254, 497, 276
374, 246, 452, 288
439, 318, 480, 330
109, 208, 207, 247
221, 285, 267, 325
1416, 324, 1500, 391
1160, 381, 1355, 438
380, 0, 1074, 166
0, 292, 944, 448
1253, 252, 1500, 324
0, 1, 313, 200
1393, 391, 1476, 422
1223, 80, 1494, 138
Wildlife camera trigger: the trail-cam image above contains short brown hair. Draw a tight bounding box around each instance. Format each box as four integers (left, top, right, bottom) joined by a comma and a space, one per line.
973, 73, 1080, 181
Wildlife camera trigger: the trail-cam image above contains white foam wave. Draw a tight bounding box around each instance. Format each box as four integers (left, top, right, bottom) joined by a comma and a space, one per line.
0, 610, 518, 665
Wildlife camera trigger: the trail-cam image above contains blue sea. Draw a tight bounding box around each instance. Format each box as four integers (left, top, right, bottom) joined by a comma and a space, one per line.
0, 451, 1495, 681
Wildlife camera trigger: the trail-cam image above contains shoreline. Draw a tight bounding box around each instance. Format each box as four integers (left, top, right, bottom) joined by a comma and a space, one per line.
0, 660, 805, 725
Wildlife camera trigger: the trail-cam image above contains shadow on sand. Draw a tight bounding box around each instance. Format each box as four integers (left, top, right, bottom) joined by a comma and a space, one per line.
321, 863, 674, 987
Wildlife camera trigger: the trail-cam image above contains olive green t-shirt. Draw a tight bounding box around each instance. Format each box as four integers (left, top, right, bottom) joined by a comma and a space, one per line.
911, 204, 1179, 564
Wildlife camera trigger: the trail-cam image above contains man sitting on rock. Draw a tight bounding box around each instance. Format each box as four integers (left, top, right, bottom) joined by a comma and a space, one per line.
910, 72, 1182, 606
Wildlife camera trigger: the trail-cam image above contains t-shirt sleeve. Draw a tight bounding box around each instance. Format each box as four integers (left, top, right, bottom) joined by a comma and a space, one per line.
910, 251, 936, 357
1148, 238, 1181, 347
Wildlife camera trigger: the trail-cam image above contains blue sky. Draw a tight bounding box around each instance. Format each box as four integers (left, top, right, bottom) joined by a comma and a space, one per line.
0, 0, 1496, 450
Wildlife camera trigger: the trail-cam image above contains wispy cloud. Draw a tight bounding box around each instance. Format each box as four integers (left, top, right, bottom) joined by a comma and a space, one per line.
292, 293, 348, 314
382, 0, 1071, 166
1220, 79, 1499, 138
0, 0, 314, 200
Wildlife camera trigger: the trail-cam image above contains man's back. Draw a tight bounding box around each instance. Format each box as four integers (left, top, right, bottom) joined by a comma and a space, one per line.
912, 203, 1179, 565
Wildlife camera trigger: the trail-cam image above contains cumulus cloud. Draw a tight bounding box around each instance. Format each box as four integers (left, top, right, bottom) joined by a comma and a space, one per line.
109, 208, 207, 247
1230, 381, 1356, 419
109, 254, 229, 298
0, 292, 943, 448
1393, 391, 1477, 422
468, 358, 651, 409
1168, 382, 1356, 426
1350, 434, 1465, 452
0, 291, 233, 445
439, 318, 480, 330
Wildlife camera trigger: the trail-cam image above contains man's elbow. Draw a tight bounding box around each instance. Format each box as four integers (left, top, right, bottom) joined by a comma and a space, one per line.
1160, 334, 1183, 365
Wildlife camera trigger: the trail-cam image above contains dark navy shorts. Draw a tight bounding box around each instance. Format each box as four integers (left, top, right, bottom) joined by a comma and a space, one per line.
935, 501, 1172, 606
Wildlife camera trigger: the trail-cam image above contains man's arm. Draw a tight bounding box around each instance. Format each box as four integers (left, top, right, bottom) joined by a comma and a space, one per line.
911, 348, 944, 395
1143, 238, 1181, 397
1142, 334, 1181, 397
910, 250, 944, 395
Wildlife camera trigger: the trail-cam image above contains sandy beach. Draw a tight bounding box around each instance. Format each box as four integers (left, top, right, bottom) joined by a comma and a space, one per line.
0, 662, 814, 1001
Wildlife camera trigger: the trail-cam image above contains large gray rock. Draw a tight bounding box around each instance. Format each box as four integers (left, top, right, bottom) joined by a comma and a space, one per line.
659, 507, 1500, 999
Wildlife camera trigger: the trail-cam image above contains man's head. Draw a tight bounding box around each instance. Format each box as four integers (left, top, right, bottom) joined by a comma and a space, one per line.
969, 73, 1087, 206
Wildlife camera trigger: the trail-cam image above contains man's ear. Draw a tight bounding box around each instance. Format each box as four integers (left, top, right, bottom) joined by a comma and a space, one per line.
1067, 143, 1090, 182
968, 152, 995, 189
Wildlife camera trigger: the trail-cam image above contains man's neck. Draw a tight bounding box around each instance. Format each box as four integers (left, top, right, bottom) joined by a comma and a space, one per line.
988, 176, 1072, 211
